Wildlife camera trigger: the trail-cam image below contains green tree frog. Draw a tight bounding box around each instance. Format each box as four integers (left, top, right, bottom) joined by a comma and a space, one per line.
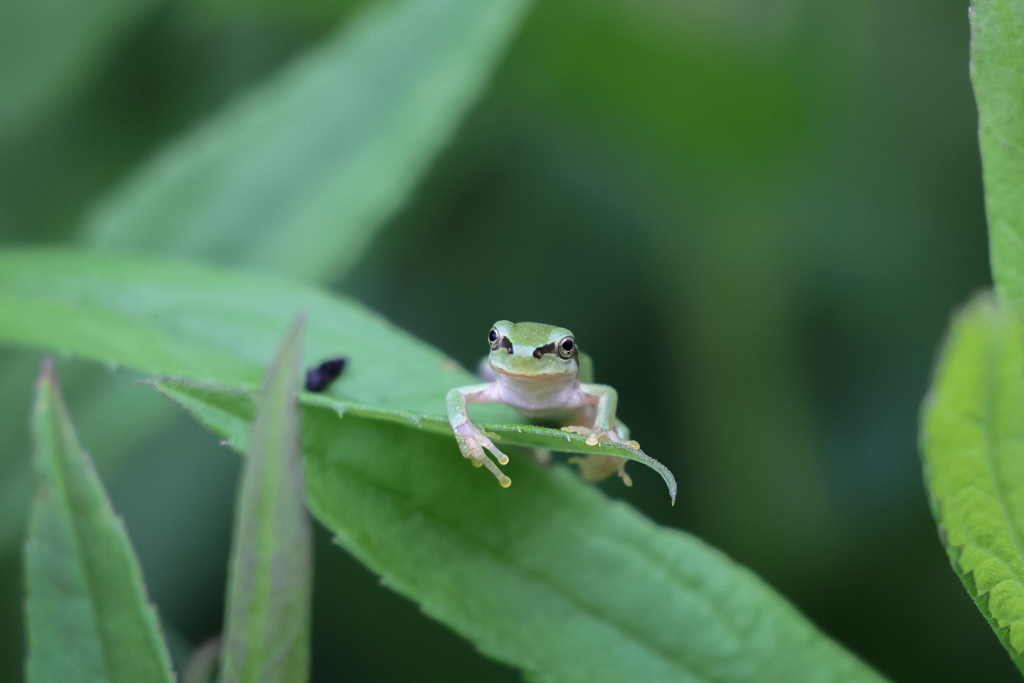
446, 321, 639, 489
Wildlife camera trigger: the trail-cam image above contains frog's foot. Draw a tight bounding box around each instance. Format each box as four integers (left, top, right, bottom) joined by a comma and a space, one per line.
560, 425, 641, 451
567, 453, 632, 486
453, 423, 511, 487
614, 457, 632, 487
530, 447, 552, 465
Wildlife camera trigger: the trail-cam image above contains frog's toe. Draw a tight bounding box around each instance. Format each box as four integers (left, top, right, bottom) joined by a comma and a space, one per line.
454, 428, 484, 460
480, 435, 509, 466
484, 460, 512, 488
454, 424, 511, 487
616, 458, 633, 487
478, 438, 511, 485
560, 424, 602, 445
561, 425, 625, 448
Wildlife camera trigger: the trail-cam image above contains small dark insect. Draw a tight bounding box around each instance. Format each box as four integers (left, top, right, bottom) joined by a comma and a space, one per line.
304, 357, 348, 392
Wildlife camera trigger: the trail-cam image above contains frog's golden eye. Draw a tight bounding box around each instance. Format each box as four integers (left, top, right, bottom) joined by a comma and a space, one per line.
488, 326, 501, 350
557, 336, 575, 359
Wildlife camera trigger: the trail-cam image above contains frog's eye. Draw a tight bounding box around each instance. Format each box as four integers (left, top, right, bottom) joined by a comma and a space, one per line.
488, 326, 501, 350
557, 336, 575, 359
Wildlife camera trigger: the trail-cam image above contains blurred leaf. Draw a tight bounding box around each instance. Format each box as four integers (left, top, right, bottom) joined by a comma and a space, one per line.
0, 0, 533, 561
23, 359, 174, 683
973, 0, 1024, 314
0, 357, 170, 555
221, 317, 312, 683
81, 0, 533, 281
183, 0, 365, 30
0, 249, 676, 495
501, 0, 807, 164
150, 379, 886, 682
0, 248, 498, 411
0, 0, 158, 138
920, 294, 1024, 673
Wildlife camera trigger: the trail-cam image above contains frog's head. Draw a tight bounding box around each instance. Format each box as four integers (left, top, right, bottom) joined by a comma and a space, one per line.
486, 320, 578, 378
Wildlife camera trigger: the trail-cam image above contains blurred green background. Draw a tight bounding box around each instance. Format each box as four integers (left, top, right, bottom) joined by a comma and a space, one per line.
0, 0, 1009, 680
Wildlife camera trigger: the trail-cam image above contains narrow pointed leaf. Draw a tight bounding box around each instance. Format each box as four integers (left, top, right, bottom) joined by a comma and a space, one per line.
973, 0, 1024, 314
0, 249, 675, 497
0, 356, 173, 556
24, 360, 174, 683
81, 0, 533, 281
921, 294, 1024, 673
221, 317, 312, 683
149, 377, 887, 683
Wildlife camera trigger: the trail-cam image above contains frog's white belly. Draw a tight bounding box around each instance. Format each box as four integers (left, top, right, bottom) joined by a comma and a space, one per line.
491, 372, 592, 425
515, 403, 596, 428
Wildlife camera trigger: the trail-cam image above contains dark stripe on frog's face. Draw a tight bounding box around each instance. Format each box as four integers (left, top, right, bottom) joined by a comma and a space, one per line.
500, 336, 514, 354
532, 342, 556, 359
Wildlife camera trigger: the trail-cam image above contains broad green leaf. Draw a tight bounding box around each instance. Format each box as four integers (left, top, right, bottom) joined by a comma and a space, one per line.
0, 0, 157, 137
0, 0, 533, 559
3, 249, 883, 680
24, 360, 174, 683
973, 0, 1024, 313
920, 294, 1024, 673
149, 377, 887, 683
222, 317, 312, 683
0, 249, 676, 498
80, 0, 533, 281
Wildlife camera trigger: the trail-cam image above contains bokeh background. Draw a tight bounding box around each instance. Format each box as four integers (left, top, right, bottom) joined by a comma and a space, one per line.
0, 0, 1010, 680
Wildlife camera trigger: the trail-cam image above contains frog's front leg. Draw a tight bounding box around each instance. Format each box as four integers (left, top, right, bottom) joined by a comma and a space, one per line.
562, 384, 640, 449
562, 383, 638, 486
446, 383, 512, 487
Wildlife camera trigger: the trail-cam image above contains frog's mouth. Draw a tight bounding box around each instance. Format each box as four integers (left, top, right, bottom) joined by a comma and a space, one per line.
491, 366, 576, 380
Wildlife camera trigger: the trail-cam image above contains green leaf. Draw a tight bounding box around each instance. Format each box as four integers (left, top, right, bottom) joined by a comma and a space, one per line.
221, 317, 313, 683
80, 0, 533, 281
972, 0, 1024, 313
0, 248, 676, 498
0, 0, 533, 559
2, 249, 884, 680
0, 356, 173, 556
149, 377, 887, 683
24, 359, 175, 683
920, 293, 1024, 673
0, 0, 157, 137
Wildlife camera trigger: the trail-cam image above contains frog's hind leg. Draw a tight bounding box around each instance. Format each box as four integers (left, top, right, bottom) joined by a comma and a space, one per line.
568, 453, 632, 487
612, 455, 632, 486
530, 447, 552, 465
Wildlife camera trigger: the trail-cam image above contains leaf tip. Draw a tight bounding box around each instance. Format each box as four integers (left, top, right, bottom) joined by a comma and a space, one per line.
33, 356, 58, 401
